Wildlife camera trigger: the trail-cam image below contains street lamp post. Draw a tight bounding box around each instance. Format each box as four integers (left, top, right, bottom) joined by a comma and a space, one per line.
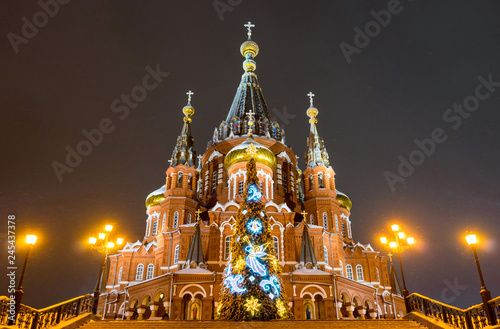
465, 233, 497, 326
8, 235, 37, 326
89, 225, 123, 316
380, 224, 415, 314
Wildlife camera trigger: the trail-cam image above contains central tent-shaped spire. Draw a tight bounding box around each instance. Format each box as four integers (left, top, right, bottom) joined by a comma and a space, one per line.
225, 22, 271, 123
213, 22, 284, 143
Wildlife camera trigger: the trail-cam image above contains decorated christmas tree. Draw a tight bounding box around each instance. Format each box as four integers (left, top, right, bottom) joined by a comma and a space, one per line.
216, 151, 293, 321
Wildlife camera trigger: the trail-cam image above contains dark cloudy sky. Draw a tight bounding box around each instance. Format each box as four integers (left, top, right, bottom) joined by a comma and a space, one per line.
1, 1, 499, 309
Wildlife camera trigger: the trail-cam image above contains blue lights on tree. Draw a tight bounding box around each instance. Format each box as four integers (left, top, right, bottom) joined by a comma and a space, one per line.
246, 183, 262, 202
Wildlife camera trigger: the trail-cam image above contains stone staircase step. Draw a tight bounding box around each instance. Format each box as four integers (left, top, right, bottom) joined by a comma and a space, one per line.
81, 319, 426, 329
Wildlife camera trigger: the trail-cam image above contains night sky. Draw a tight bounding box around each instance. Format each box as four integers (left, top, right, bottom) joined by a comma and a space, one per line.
1, 1, 499, 309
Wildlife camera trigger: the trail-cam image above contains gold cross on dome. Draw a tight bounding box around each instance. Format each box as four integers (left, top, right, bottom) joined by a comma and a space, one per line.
307, 92, 315, 106
246, 142, 257, 157
195, 209, 202, 220
244, 21, 255, 38
186, 90, 194, 103
387, 253, 393, 262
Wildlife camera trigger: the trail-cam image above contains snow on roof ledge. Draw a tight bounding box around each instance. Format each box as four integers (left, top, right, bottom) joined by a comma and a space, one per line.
292, 268, 330, 276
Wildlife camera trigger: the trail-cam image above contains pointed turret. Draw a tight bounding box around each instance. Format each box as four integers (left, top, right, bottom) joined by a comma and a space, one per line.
182, 215, 206, 269
304, 92, 330, 169
170, 91, 196, 167
215, 22, 283, 141
297, 219, 318, 269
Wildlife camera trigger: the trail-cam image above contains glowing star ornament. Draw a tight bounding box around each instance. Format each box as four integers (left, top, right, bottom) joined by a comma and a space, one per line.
245, 296, 261, 317
247, 219, 263, 234
246, 143, 257, 157
276, 300, 286, 318
247, 184, 262, 202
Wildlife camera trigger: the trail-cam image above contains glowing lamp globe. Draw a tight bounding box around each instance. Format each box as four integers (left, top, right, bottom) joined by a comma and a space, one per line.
465, 234, 477, 245
389, 241, 397, 249
89, 237, 97, 245
26, 235, 37, 245
380, 237, 387, 244
105, 224, 113, 232
391, 224, 399, 232
407, 237, 415, 245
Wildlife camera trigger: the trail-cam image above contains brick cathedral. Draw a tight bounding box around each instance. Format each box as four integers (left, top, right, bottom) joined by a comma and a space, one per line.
98, 24, 405, 321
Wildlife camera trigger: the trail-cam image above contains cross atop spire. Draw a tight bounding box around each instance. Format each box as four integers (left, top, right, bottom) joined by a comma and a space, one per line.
186, 90, 194, 104
195, 209, 202, 221
301, 210, 308, 218
244, 21, 255, 39
307, 92, 315, 106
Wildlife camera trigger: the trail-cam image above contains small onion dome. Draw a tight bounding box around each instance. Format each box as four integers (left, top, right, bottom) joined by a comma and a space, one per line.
240, 40, 259, 58
306, 106, 319, 124
145, 185, 166, 209
182, 103, 194, 123
336, 189, 352, 212
224, 136, 276, 170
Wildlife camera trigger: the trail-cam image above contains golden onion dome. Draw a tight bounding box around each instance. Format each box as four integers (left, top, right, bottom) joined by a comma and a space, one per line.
145, 185, 166, 209
240, 40, 259, 58
182, 104, 194, 123
336, 189, 352, 212
306, 106, 319, 124
224, 137, 276, 170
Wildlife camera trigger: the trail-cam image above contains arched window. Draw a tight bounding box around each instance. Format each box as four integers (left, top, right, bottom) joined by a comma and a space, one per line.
356, 264, 364, 281
177, 171, 183, 187
341, 222, 346, 237
335, 214, 339, 231
346, 264, 353, 280
318, 172, 324, 188
187, 213, 192, 224
188, 173, 192, 189
152, 220, 158, 235
146, 264, 154, 280
174, 245, 180, 264
259, 181, 264, 192
309, 214, 314, 225
323, 246, 328, 265
225, 236, 232, 260
376, 268, 380, 282
173, 211, 179, 228
339, 260, 343, 276
322, 212, 328, 229
135, 264, 144, 280
309, 175, 314, 190
162, 213, 166, 230
118, 267, 123, 282
273, 236, 279, 259
212, 171, 218, 191
238, 181, 244, 195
